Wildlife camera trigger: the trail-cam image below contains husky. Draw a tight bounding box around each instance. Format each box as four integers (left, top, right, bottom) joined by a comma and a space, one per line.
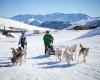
78, 44, 89, 63
63, 47, 73, 64
55, 48, 62, 61
68, 44, 77, 60
11, 47, 24, 66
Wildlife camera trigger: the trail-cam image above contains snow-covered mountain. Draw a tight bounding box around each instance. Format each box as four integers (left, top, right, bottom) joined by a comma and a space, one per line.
85, 18, 100, 27
40, 21, 71, 30
24, 18, 42, 26
11, 13, 90, 26
10, 13, 91, 30
73, 17, 100, 26
66, 17, 100, 30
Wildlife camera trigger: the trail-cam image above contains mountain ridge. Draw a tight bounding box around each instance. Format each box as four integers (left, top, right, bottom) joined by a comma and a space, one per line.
10, 13, 100, 30
11, 12, 90, 22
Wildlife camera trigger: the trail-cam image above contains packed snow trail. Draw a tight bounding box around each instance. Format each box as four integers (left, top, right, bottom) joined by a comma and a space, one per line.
0, 30, 100, 80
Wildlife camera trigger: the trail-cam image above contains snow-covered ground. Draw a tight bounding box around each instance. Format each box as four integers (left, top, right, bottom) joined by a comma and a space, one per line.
0, 29, 100, 80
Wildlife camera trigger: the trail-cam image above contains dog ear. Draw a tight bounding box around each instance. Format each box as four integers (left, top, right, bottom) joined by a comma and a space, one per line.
11, 48, 16, 51
87, 48, 89, 50
11, 48, 14, 50
80, 44, 82, 47
65, 46, 68, 50
80, 44, 84, 48
60, 48, 62, 50
75, 44, 77, 47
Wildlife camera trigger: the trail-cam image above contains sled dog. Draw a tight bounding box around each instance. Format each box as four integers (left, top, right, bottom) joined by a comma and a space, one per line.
11, 47, 24, 66
55, 48, 62, 61
63, 47, 73, 64
78, 44, 89, 63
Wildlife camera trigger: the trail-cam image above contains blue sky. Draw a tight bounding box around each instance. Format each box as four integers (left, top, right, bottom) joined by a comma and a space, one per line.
0, 0, 100, 18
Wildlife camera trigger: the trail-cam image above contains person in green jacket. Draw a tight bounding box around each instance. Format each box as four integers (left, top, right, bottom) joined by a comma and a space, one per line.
43, 31, 54, 54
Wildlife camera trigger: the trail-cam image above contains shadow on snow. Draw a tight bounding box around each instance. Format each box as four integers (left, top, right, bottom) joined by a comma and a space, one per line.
0, 57, 12, 67
41, 63, 77, 69
38, 61, 59, 65
28, 55, 49, 59
38, 60, 77, 69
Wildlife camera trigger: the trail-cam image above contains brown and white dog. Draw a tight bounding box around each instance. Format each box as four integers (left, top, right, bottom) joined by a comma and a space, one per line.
78, 44, 89, 63
63, 47, 73, 64
68, 44, 77, 60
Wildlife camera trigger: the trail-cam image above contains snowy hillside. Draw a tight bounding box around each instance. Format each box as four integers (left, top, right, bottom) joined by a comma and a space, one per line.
78, 27, 100, 38
0, 27, 100, 80
0, 17, 49, 31
67, 17, 100, 29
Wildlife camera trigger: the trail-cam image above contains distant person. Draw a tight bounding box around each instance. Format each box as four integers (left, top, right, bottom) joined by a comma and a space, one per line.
18, 32, 27, 48
43, 31, 54, 54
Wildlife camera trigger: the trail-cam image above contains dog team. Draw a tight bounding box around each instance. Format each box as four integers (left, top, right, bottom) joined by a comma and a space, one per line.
11, 43, 89, 66
54, 44, 89, 64
10, 31, 89, 66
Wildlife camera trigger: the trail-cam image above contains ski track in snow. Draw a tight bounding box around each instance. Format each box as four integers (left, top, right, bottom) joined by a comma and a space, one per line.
0, 30, 100, 80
